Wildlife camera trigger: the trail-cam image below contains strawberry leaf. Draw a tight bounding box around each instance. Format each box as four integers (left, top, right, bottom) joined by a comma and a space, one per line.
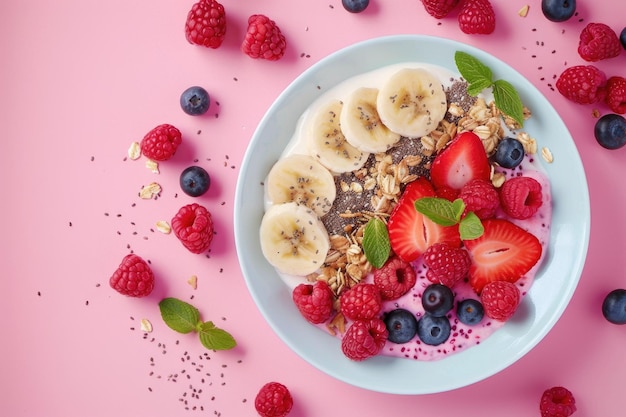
363, 217, 391, 269
198, 321, 237, 351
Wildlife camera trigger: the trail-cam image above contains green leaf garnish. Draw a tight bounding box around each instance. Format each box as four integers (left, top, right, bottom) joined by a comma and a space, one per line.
459, 212, 484, 240
198, 321, 237, 351
159, 297, 237, 351
362, 217, 391, 269
454, 51, 525, 127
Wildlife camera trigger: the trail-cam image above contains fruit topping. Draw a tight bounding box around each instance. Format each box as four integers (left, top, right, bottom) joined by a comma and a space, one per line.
341, 318, 388, 361
342, 0, 370, 13
456, 298, 485, 325
499, 176, 543, 220
458, 178, 500, 219
539, 386, 577, 417
180, 165, 211, 197
416, 314, 451, 346
420, 0, 460, 19
383, 309, 418, 344
373, 256, 417, 300
541, 0, 576, 22
292, 281, 334, 324
621, 27, 626, 50
109, 254, 155, 297
180, 86, 210, 116
480, 280, 520, 321
340, 283, 383, 321
254, 382, 293, 417
388, 178, 461, 262
464, 218, 542, 294
594, 114, 626, 150
430, 132, 491, 191
241, 14, 286, 61
602, 289, 626, 324
578, 22, 622, 62
421, 283, 454, 317
605, 76, 626, 115
457, 0, 496, 35
171, 203, 215, 254
423, 243, 471, 288
184, 0, 227, 49
556, 65, 607, 105
140, 124, 182, 161
493, 137, 525, 169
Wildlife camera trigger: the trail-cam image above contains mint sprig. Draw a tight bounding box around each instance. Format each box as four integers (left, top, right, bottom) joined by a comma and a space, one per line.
454, 51, 525, 127
414, 197, 484, 240
159, 297, 236, 351
362, 217, 391, 269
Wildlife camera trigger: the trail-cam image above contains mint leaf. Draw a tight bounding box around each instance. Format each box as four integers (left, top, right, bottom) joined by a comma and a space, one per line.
493, 79, 525, 127
454, 51, 493, 87
362, 217, 390, 269
414, 197, 461, 226
159, 298, 200, 334
198, 321, 237, 351
467, 78, 493, 96
459, 212, 484, 240
451, 199, 465, 221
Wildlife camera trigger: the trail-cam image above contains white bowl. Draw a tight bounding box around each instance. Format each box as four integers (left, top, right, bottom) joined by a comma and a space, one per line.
234, 35, 590, 394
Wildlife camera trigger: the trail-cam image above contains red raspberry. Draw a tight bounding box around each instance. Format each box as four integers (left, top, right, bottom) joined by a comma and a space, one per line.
241, 15, 286, 61
171, 203, 214, 254
578, 22, 622, 62
184, 0, 226, 49
458, 179, 500, 219
254, 382, 293, 417
480, 280, 520, 321
458, 0, 495, 35
556, 65, 607, 104
499, 176, 543, 220
606, 76, 626, 114
423, 243, 471, 287
340, 283, 382, 321
140, 124, 182, 161
421, 0, 460, 19
373, 256, 417, 300
292, 281, 334, 324
109, 254, 154, 297
540, 386, 577, 417
341, 318, 388, 361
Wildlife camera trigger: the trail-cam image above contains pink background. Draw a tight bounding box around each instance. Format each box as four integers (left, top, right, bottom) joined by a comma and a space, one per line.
2, 1, 626, 416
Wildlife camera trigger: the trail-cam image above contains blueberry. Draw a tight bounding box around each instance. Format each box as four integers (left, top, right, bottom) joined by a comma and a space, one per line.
422, 284, 454, 317
180, 166, 211, 197
541, 0, 576, 22
602, 289, 626, 324
456, 299, 485, 326
180, 86, 210, 116
384, 309, 418, 344
594, 114, 626, 150
494, 137, 525, 168
416, 313, 451, 346
620, 27, 626, 50
342, 0, 369, 13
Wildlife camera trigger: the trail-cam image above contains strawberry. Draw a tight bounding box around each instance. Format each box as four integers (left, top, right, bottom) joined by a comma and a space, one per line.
464, 218, 542, 294
429, 132, 491, 192
388, 178, 461, 262
421, 0, 461, 19
458, 0, 496, 35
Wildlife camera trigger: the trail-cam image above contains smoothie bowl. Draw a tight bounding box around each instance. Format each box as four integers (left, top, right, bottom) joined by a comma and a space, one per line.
234, 35, 589, 394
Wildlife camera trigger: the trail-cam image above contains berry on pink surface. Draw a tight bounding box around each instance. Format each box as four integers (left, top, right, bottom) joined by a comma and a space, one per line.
421, 0, 460, 19
254, 382, 293, 417
242, 14, 286, 61
171, 203, 214, 254
423, 243, 471, 288
109, 254, 154, 297
292, 281, 334, 324
578, 22, 622, 62
341, 318, 388, 361
605, 76, 626, 114
340, 283, 382, 321
540, 386, 577, 417
458, 0, 496, 35
480, 280, 520, 321
184, 0, 227, 49
140, 124, 182, 161
373, 256, 417, 300
556, 65, 607, 105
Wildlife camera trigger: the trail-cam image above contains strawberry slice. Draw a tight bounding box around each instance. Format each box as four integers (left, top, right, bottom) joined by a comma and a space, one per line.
464, 218, 542, 294
430, 132, 491, 191
387, 178, 461, 262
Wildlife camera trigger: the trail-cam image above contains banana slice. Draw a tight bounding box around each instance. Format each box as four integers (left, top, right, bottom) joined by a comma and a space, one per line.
307, 99, 370, 173
376, 68, 447, 138
266, 154, 337, 217
340, 87, 402, 154
260, 202, 330, 276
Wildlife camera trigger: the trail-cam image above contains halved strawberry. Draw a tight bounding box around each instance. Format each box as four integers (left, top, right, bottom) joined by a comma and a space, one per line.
430, 132, 491, 191
387, 178, 461, 262
464, 218, 542, 294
